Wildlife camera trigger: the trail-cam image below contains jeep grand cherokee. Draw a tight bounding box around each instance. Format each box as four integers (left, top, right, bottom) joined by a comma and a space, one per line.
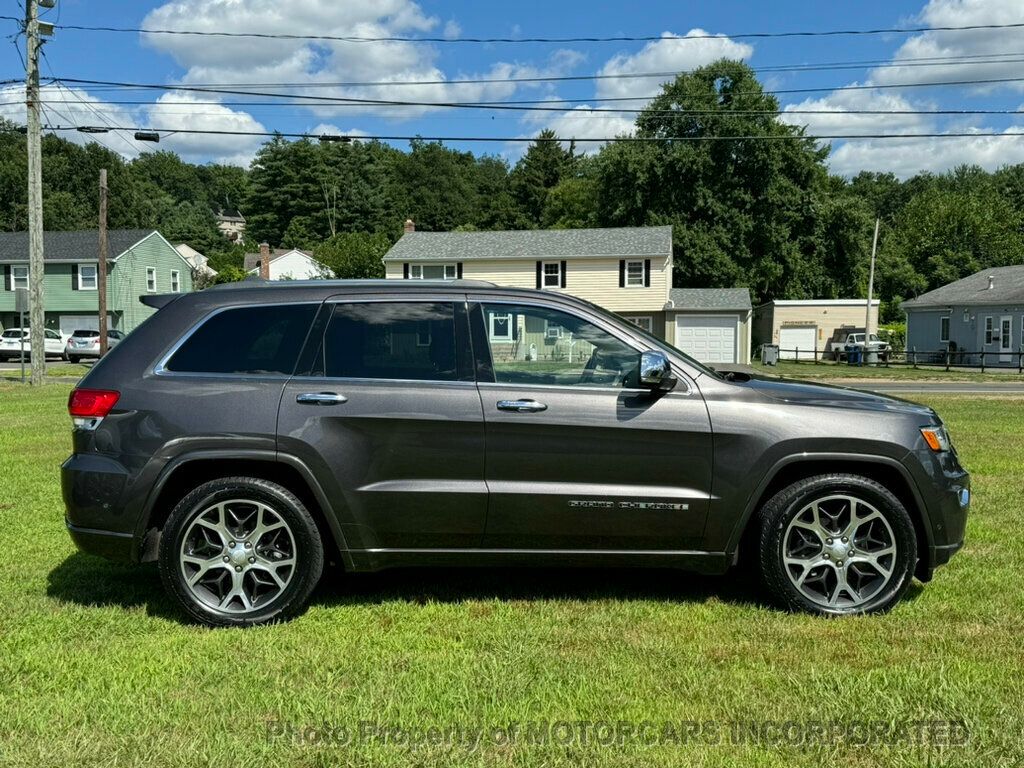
62, 280, 969, 626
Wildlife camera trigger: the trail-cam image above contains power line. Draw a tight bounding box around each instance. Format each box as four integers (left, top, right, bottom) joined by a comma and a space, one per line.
39, 123, 1024, 142
6, 17, 1024, 44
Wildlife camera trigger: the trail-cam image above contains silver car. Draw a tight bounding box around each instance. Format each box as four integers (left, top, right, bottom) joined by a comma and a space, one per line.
64, 329, 126, 363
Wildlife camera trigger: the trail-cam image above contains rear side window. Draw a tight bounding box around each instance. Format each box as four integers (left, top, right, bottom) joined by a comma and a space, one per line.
165, 304, 317, 375
321, 302, 458, 381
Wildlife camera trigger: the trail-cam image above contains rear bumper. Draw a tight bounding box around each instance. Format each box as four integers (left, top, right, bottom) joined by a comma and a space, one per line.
65, 520, 135, 561
62, 452, 141, 562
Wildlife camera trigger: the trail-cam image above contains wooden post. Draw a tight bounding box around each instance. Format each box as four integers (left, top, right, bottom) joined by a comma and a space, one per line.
98, 169, 109, 355
981, 352, 985, 373
25, 0, 45, 385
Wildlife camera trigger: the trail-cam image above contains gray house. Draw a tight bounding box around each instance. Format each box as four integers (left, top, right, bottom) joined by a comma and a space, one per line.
903, 266, 1024, 366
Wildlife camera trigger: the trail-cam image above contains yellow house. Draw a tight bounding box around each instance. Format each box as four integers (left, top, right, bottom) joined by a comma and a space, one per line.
383, 224, 752, 364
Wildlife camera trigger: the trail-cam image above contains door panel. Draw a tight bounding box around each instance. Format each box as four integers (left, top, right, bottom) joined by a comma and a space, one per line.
276, 299, 487, 550
472, 300, 714, 551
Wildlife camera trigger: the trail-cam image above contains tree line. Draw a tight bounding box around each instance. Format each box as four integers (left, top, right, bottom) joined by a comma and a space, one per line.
2, 60, 1023, 321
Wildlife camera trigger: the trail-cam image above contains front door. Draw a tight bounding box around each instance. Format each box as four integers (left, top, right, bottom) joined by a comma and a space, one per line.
471, 299, 714, 551
277, 297, 487, 551
1000, 316, 1012, 362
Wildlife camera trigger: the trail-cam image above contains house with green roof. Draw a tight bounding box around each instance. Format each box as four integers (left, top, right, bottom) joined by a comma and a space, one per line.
0, 229, 194, 335
384, 222, 752, 364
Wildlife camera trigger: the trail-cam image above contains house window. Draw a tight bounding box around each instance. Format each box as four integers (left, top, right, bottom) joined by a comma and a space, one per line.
409, 264, 457, 280
624, 260, 645, 287
940, 316, 950, 343
415, 321, 432, 347
542, 261, 561, 288
171, 270, 181, 293
544, 321, 563, 339
77, 264, 97, 290
146, 267, 157, 293
12, 265, 29, 290
626, 316, 653, 333
963, 309, 970, 324
489, 312, 513, 342
985, 316, 994, 345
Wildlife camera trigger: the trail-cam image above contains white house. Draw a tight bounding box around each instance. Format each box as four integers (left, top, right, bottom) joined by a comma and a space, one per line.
174, 243, 218, 277
244, 245, 327, 280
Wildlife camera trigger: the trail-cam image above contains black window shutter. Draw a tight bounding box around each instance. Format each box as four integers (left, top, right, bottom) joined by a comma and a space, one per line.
456, 262, 463, 279
644, 259, 651, 288
3, 265, 10, 291
512, 313, 519, 340
402, 262, 409, 279
71, 264, 79, 291
618, 260, 625, 288
535, 261, 542, 289
560, 260, 567, 288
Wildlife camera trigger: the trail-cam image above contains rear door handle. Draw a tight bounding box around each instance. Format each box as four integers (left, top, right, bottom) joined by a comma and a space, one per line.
496, 399, 547, 413
296, 392, 348, 406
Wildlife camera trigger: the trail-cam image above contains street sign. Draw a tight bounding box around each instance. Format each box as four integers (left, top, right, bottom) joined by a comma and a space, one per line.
14, 287, 28, 314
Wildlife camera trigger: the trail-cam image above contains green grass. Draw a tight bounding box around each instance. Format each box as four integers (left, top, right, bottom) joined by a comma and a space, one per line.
1, 384, 1022, 767
0, 363, 89, 381
750, 360, 1024, 382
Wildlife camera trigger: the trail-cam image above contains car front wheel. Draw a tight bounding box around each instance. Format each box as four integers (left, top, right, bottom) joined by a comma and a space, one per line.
758, 474, 917, 615
158, 477, 324, 627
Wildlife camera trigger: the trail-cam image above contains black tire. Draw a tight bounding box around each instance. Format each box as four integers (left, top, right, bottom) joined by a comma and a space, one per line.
158, 477, 324, 627
68, 355, 80, 364
758, 473, 917, 616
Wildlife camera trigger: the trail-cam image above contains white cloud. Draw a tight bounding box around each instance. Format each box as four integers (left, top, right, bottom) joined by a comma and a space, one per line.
144, 92, 270, 165
781, 87, 932, 137
596, 30, 753, 101
827, 129, 1024, 177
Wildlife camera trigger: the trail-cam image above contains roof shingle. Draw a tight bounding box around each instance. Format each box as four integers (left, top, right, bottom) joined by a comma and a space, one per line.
0, 229, 154, 263
901, 265, 1024, 309
669, 287, 752, 311
384, 226, 672, 262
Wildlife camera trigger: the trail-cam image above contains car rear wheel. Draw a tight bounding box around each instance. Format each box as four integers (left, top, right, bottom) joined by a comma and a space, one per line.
67, 355, 80, 363
158, 477, 324, 627
758, 474, 917, 615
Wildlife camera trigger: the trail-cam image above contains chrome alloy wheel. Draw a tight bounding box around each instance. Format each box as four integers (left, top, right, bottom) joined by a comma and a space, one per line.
782, 494, 897, 610
179, 499, 297, 614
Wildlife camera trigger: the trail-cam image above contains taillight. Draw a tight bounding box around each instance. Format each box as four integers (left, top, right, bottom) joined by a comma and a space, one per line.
68, 388, 119, 429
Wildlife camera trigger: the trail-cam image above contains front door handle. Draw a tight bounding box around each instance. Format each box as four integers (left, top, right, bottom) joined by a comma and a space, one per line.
296, 392, 348, 406
496, 399, 547, 413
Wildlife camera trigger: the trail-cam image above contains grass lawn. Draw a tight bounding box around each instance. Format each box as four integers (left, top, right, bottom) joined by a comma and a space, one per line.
749, 360, 1024, 382
1, 383, 1021, 767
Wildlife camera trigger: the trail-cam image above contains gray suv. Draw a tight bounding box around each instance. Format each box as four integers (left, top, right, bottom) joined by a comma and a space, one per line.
62, 280, 970, 626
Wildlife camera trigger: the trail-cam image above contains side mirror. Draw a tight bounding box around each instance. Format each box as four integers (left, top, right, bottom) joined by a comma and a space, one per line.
639, 350, 676, 390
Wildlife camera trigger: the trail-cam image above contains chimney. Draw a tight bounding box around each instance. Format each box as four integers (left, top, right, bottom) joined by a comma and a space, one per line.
259, 242, 270, 280
988, 275, 995, 290
404, 218, 415, 234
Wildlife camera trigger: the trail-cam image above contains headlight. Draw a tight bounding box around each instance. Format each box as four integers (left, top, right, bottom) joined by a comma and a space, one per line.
921, 426, 951, 452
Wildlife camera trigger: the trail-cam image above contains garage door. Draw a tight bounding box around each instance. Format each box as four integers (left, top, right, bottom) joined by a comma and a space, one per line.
779, 326, 817, 360
675, 315, 737, 364
59, 315, 114, 336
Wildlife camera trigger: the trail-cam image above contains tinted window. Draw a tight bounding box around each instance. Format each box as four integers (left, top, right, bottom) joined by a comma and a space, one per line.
72, 330, 99, 338
2, 330, 24, 338
322, 302, 457, 381
481, 303, 640, 388
166, 304, 316, 375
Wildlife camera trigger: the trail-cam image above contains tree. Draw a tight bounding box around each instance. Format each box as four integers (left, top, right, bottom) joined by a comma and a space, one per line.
389, 140, 479, 231
510, 129, 573, 225
314, 232, 391, 278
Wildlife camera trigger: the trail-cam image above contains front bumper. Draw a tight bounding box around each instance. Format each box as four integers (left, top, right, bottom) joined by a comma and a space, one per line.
915, 454, 970, 581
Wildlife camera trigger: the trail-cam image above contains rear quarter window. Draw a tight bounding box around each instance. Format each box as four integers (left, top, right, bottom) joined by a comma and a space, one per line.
164, 304, 317, 375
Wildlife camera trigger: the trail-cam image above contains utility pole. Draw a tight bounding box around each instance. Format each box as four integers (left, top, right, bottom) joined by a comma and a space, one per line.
866, 217, 880, 338
98, 169, 109, 355
24, 0, 46, 385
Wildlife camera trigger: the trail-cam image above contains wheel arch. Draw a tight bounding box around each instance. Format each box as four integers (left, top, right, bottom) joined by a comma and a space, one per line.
729, 454, 934, 579
136, 450, 351, 569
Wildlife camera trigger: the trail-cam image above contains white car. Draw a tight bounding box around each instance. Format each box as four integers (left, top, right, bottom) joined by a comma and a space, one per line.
0, 327, 66, 361
64, 328, 126, 362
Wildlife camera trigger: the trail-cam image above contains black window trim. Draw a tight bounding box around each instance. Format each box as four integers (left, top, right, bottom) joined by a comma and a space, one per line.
152, 300, 323, 379
292, 296, 475, 385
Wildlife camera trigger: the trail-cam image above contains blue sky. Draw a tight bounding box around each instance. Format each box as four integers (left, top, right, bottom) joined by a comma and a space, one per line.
3, 0, 1024, 176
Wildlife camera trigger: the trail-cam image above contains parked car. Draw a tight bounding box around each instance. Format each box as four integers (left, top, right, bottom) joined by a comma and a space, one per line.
838, 332, 891, 362
62, 281, 969, 626
0, 327, 66, 361
64, 329, 126, 363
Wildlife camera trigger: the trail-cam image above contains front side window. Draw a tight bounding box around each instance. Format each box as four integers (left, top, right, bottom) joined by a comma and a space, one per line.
165, 304, 317, 375
78, 264, 97, 290
482, 303, 640, 388
625, 260, 645, 287
171, 270, 181, 293
322, 302, 457, 381
12, 265, 28, 290
542, 262, 561, 288
146, 267, 157, 292
409, 264, 457, 280
985, 317, 994, 345
625, 316, 653, 333
940, 316, 950, 343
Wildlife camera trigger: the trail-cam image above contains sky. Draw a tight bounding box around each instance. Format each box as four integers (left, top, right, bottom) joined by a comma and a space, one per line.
3, 0, 1024, 177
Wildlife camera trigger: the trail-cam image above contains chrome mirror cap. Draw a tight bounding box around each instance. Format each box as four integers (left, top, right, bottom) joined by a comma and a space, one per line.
640, 350, 676, 390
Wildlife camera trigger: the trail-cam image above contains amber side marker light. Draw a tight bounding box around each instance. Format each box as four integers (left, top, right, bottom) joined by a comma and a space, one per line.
921, 427, 950, 452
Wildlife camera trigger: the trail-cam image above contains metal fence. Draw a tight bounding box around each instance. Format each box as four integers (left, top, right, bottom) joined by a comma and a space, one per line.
765, 346, 1024, 373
